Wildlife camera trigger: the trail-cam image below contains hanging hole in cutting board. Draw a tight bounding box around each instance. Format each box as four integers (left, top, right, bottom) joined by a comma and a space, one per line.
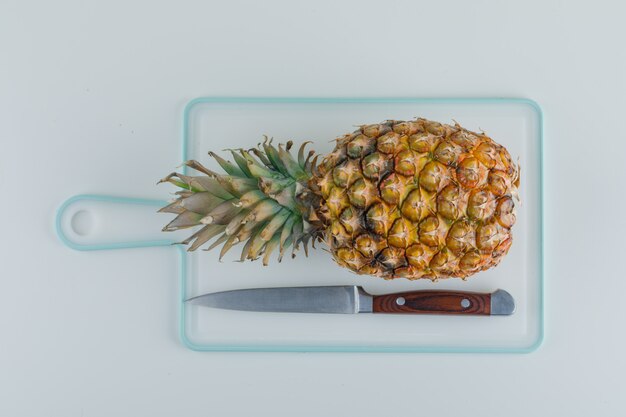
71, 210, 95, 236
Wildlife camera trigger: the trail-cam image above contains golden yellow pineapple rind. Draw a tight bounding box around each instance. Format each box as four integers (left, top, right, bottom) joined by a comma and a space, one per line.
311, 118, 519, 280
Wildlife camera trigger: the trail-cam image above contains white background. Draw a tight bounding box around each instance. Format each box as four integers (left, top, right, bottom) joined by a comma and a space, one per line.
1, 0, 624, 416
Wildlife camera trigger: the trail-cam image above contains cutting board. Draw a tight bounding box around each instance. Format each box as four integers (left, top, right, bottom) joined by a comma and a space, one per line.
57, 97, 544, 353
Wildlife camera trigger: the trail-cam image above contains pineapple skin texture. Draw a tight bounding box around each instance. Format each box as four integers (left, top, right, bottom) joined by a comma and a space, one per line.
309, 119, 519, 280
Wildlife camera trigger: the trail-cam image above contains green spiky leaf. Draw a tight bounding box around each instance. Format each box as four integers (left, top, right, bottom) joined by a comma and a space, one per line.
263, 141, 290, 176
259, 208, 291, 241
262, 233, 281, 266
229, 150, 254, 178
209, 151, 246, 177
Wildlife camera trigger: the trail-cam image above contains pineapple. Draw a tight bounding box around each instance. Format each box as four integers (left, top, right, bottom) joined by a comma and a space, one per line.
159, 118, 519, 280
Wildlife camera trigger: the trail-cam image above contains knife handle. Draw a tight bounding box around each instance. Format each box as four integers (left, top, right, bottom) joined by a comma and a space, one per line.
372, 290, 491, 315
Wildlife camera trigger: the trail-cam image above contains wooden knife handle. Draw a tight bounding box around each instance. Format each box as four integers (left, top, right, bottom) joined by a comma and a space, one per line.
372, 290, 491, 315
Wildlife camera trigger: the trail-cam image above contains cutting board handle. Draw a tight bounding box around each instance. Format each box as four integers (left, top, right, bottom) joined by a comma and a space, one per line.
56, 194, 183, 251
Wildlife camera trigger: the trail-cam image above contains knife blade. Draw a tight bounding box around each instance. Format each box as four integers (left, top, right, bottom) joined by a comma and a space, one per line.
186, 286, 515, 315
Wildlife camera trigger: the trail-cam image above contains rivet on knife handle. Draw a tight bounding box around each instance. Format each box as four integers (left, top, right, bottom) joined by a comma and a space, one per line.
372, 289, 514, 315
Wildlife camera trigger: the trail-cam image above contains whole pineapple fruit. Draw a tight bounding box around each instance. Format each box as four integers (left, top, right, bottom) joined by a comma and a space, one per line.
159, 118, 519, 280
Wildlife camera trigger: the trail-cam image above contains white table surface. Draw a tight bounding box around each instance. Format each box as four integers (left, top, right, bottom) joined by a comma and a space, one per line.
1, 0, 624, 415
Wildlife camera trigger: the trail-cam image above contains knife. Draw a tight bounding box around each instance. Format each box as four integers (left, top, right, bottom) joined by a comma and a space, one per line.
186, 286, 515, 315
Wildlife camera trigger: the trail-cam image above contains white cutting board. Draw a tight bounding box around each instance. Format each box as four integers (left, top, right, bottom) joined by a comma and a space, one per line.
57, 97, 543, 352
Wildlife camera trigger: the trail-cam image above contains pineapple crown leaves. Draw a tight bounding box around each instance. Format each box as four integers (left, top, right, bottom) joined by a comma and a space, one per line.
158, 140, 320, 265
